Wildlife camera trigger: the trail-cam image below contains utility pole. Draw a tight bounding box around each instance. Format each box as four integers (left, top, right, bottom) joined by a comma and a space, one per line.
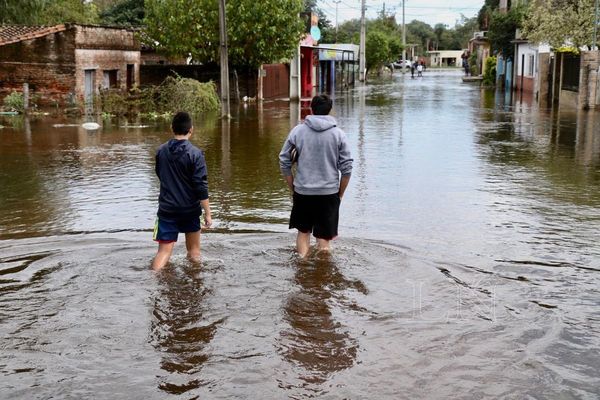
594, 0, 599, 50
334, 0, 341, 43
218, 0, 231, 119
402, 0, 406, 74
359, 0, 366, 81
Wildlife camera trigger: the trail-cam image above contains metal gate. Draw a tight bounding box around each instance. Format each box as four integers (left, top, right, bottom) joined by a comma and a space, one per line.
262, 64, 289, 99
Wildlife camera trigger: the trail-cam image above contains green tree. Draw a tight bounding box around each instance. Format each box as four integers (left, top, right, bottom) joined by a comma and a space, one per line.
0, 0, 98, 24
522, 0, 595, 49
100, 0, 144, 26
406, 20, 435, 54
477, 0, 500, 30
336, 19, 361, 44
366, 30, 390, 72
488, 6, 525, 58
144, 0, 304, 67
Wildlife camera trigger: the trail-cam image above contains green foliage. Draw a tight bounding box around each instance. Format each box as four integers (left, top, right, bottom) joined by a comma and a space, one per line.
488, 6, 525, 58
483, 56, 497, 86
144, 0, 304, 68
98, 77, 220, 117
477, 0, 499, 30
157, 76, 221, 115
366, 30, 391, 72
0, 0, 99, 24
469, 52, 479, 75
100, 0, 145, 26
336, 19, 361, 44
522, 0, 595, 49
2, 91, 24, 113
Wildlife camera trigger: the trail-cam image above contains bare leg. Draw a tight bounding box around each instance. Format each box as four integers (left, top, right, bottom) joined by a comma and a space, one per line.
152, 242, 175, 270
296, 231, 311, 258
316, 238, 331, 253
185, 230, 201, 262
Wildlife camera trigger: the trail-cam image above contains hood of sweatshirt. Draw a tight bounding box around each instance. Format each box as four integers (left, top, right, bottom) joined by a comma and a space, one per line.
304, 115, 337, 132
167, 138, 191, 160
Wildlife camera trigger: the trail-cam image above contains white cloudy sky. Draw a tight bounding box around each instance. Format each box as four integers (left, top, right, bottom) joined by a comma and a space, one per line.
317, 0, 484, 28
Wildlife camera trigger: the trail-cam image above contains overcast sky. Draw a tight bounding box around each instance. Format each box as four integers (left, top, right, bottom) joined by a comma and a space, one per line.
317, 0, 484, 28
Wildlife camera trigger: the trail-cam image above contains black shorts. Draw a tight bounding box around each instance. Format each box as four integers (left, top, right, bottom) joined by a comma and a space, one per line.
289, 192, 340, 240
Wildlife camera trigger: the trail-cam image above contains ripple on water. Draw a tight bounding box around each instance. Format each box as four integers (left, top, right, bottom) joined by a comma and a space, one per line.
1, 232, 599, 398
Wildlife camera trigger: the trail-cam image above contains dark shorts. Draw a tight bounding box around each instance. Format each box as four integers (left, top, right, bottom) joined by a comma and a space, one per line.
153, 214, 201, 243
289, 192, 340, 240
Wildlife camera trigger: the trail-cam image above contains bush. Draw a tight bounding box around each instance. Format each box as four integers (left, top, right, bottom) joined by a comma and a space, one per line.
3, 91, 24, 113
97, 75, 220, 117
469, 52, 479, 76
100, 89, 129, 116
157, 76, 220, 115
483, 56, 497, 86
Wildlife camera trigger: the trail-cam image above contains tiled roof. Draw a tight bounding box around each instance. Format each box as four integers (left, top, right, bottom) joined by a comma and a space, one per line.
0, 24, 67, 47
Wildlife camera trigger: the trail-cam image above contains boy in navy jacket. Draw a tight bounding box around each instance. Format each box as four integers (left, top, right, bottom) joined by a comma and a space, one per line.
152, 112, 212, 270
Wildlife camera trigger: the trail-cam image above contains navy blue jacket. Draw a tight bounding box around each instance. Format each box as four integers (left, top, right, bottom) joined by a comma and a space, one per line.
155, 139, 209, 217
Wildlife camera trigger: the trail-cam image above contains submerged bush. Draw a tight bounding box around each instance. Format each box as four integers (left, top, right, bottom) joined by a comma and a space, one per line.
3, 91, 24, 112
98, 76, 220, 117
157, 76, 220, 115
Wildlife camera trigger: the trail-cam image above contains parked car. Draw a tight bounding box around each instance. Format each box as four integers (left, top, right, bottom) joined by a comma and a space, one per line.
392, 60, 411, 69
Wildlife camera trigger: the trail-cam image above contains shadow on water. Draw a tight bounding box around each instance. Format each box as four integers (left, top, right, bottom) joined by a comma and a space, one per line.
150, 261, 224, 396
278, 251, 367, 393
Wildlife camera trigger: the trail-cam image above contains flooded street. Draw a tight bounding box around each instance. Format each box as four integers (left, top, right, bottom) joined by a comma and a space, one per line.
1, 70, 600, 398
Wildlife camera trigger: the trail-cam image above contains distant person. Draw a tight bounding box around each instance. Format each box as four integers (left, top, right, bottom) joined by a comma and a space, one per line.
152, 111, 212, 270
417, 63, 423, 77
410, 61, 416, 78
462, 51, 470, 76
279, 94, 353, 258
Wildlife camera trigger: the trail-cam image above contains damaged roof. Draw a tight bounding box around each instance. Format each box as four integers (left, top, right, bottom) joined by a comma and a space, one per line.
0, 24, 67, 47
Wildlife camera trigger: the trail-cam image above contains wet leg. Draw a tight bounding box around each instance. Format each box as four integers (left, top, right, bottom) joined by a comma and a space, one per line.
296, 231, 311, 258
185, 230, 201, 262
152, 242, 175, 270
316, 238, 331, 253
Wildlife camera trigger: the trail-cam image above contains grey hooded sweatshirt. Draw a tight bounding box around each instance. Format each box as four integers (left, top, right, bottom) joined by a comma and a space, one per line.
279, 115, 353, 195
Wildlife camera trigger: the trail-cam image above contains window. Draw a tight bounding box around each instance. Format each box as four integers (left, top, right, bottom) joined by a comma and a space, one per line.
103, 70, 118, 89
528, 54, 534, 76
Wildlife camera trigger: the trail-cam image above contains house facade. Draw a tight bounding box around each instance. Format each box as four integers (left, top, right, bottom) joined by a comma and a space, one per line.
428, 50, 464, 68
0, 24, 140, 107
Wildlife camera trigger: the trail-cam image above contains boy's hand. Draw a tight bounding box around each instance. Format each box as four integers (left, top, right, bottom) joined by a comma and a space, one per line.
203, 215, 212, 229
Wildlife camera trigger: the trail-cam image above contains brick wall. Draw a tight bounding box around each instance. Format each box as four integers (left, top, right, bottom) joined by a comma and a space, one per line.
0, 30, 77, 106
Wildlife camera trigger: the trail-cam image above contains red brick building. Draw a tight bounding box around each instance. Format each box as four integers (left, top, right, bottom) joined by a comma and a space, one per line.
0, 24, 140, 107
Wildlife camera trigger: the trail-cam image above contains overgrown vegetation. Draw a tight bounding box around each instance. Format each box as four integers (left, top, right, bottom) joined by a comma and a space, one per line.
2, 91, 25, 113
522, 0, 596, 49
98, 76, 220, 117
488, 6, 525, 59
482, 56, 497, 86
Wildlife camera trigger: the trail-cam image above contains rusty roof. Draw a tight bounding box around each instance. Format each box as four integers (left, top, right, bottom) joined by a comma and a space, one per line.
0, 24, 67, 47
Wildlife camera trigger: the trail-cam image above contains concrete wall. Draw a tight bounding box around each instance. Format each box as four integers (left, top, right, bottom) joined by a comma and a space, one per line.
0, 30, 77, 106
578, 50, 600, 110
74, 25, 139, 51
514, 42, 538, 96
537, 52, 551, 106
75, 49, 140, 98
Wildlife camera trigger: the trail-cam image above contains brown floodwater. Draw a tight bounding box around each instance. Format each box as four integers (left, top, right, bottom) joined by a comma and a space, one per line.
1, 70, 600, 398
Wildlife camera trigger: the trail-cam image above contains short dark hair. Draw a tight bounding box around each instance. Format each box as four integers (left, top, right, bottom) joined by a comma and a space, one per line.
171, 112, 192, 135
311, 94, 333, 115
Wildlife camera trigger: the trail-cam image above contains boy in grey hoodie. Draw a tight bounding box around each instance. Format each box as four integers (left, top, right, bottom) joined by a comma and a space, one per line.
279, 94, 353, 257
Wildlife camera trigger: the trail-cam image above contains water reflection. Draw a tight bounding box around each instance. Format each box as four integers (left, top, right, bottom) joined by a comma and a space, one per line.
150, 263, 221, 395
279, 254, 366, 389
